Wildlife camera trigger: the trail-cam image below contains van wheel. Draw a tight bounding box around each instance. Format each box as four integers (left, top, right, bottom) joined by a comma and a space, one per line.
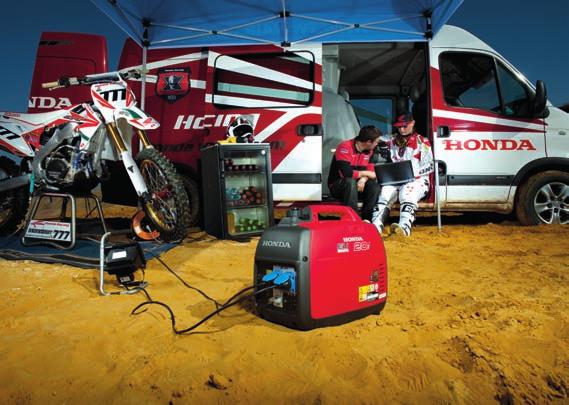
515, 170, 569, 225
181, 175, 201, 227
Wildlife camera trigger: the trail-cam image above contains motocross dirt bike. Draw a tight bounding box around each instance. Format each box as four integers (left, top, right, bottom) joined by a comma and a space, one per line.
0, 70, 190, 241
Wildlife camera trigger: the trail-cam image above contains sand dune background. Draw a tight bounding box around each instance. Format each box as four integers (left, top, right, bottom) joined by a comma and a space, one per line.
0, 206, 568, 404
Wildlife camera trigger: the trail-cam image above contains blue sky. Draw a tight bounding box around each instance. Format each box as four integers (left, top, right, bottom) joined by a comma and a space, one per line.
0, 1, 567, 111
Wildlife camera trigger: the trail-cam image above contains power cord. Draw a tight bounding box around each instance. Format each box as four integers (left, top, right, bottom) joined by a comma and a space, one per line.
155, 256, 222, 309
129, 252, 275, 333
130, 283, 275, 334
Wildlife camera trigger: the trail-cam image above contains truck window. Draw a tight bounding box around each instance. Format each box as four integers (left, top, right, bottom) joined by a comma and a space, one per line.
213, 52, 314, 108
439, 52, 501, 112
351, 98, 393, 135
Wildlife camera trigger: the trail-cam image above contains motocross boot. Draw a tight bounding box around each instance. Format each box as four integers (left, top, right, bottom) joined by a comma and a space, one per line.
391, 202, 416, 237
371, 199, 391, 234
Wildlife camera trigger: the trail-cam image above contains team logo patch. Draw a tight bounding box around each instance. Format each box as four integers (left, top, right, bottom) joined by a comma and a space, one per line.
155, 67, 191, 104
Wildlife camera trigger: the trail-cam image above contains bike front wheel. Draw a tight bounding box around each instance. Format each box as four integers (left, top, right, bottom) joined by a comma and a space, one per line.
136, 148, 190, 241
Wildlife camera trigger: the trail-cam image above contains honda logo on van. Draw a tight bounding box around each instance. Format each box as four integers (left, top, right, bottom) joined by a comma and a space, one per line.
28, 96, 72, 109
174, 113, 260, 130
443, 139, 536, 151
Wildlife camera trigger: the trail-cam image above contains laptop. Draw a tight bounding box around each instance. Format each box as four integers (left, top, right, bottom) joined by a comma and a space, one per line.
374, 160, 415, 186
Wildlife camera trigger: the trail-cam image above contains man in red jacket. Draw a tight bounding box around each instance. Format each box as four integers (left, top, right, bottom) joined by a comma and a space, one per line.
328, 126, 381, 221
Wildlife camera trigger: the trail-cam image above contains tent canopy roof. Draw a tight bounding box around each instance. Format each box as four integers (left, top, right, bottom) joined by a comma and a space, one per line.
91, 0, 463, 49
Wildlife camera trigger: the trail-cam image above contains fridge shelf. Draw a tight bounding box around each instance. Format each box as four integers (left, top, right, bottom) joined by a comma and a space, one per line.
227, 204, 267, 210
224, 170, 264, 176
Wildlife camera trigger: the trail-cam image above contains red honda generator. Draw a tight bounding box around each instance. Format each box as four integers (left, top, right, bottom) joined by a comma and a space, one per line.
254, 205, 388, 330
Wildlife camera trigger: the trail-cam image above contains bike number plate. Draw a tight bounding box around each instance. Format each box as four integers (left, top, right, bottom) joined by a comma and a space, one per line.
25, 220, 72, 242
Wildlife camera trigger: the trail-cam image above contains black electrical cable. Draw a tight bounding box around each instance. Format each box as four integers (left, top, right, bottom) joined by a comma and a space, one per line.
138, 240, 274, 324
155, 256, 268, 314
130, 284, 277, 335
221, 284, 259, 306
154, 256, 223, 309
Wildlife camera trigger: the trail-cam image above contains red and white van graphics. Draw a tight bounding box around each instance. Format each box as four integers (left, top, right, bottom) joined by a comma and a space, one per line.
115, 41, 323, 202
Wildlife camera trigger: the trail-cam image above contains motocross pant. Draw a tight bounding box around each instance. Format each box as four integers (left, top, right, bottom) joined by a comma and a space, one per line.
372, 177, 429, 233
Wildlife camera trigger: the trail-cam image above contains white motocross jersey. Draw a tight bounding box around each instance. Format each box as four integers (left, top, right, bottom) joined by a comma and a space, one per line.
387, 133, 433, 181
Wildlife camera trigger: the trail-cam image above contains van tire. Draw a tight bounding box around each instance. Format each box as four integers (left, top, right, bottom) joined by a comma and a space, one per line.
515, 170, 569, 225
181, 175, 201, 227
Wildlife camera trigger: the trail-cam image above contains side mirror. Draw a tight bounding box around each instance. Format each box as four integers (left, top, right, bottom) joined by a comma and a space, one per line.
532, 80, 550, 118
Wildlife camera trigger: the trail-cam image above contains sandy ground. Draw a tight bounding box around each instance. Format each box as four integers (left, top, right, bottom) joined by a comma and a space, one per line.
0, 206, 568, 404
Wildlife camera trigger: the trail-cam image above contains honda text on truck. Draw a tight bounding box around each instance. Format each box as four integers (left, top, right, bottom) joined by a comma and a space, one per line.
23, 25, 569, 226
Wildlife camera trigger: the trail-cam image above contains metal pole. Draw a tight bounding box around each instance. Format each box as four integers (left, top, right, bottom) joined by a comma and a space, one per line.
141, 45, 147, 110
140, 24, 149, 152
434, 159, 442, 230
140, 23, 149, 110
99, 232, 112, 296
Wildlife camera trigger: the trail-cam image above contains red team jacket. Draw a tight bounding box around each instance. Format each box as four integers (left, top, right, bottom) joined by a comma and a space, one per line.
328, 139, 375, 185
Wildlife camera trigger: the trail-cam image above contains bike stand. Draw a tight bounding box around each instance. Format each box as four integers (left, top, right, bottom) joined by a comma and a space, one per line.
21, 192, 108, 250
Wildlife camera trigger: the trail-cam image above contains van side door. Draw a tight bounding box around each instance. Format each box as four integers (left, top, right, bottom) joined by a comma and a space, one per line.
430, 49, 546, 209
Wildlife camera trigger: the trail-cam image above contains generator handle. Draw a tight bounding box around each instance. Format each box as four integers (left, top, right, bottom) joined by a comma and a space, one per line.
308, 204, 361, 222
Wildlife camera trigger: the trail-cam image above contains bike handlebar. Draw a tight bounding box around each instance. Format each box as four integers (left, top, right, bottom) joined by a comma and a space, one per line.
41, 69, 142, 90
41, 81, 62, 89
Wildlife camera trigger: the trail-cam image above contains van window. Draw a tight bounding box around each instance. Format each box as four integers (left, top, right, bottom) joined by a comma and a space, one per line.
495, 61, 532, 117
351, 98, 393, 135
213, 52, 314, 108
440, 52, 501, 112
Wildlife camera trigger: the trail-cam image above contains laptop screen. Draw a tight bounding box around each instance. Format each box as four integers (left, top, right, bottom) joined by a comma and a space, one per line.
374, 161, 415, 186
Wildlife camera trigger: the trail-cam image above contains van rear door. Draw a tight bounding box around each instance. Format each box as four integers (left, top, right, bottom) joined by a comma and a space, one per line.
206, 45, 323, 201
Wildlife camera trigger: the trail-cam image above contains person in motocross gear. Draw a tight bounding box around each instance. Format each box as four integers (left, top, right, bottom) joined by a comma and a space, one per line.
328, 125, 381, 221
372, 113, 433, 236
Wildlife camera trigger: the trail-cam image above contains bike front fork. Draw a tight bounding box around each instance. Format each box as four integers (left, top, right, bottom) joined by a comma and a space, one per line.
105, 123, 149, 199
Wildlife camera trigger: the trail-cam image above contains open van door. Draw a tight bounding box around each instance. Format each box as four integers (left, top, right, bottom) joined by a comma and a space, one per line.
430, 26, 547, 211
205, 45, 324, 202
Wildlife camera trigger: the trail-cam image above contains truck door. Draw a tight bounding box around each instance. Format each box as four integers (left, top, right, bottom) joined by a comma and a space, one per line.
430, 49, 546, 208
206, 45, 323, 201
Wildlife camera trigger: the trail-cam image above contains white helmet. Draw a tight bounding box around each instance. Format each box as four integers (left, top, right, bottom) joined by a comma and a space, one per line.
226, 116, 254, 143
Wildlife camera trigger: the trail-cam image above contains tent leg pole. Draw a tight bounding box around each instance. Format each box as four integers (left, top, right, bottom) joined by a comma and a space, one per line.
138, 45, 148, 152
434, 160, 442, 231
141, 45, 148, 110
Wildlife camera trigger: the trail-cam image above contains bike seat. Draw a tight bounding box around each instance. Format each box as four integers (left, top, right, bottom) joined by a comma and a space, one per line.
1, 109, 71, 128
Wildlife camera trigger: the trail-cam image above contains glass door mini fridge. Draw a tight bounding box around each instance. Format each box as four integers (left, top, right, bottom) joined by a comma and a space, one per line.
201, 143, 274, 240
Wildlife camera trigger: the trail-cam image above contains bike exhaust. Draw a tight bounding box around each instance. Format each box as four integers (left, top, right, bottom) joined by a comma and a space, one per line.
0, 174, 30, 193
